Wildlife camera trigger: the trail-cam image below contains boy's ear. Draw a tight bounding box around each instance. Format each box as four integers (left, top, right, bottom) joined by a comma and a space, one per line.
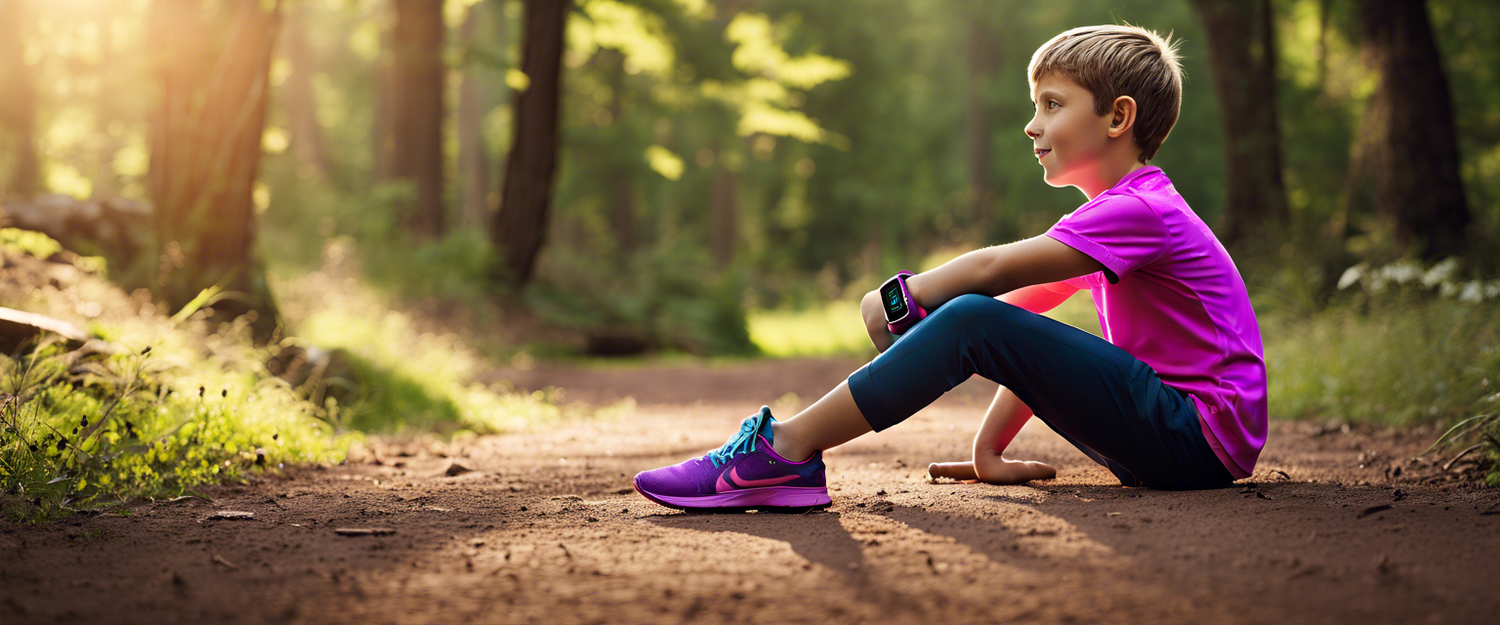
1108, 96, 1137, 139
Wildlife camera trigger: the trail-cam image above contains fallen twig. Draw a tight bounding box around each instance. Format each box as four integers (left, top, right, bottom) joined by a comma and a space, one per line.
333, 527, 395, 536
1442, 444, 1483, 472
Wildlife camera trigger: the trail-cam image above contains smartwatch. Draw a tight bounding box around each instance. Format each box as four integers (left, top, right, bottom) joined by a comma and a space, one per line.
880, 271, 928, 335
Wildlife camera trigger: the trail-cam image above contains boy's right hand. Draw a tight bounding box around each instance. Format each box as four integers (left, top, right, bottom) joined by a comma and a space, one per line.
860, 290, 895, 353
928, 457, 1057, 484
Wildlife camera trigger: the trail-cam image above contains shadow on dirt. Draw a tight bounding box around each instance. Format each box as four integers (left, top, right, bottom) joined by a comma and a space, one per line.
645, 510, 934, 619
650, 511, 864, 574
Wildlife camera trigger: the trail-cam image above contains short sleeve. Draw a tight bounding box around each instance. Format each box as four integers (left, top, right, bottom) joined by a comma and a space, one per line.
1064, 272, 1103, 290
1044, 195, 1169, 284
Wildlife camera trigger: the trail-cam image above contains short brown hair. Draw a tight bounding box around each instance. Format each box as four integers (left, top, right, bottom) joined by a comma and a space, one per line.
1027, 25, 1183, 163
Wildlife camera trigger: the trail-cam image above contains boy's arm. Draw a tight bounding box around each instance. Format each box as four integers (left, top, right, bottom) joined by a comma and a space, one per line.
860, 236, 1095, 352
906, 235, 1100, 313
928, 385, 1056, 483
999, 280, 1080, 313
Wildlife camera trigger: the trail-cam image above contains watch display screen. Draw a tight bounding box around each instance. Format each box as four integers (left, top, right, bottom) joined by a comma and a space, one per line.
881, 277, 909, 323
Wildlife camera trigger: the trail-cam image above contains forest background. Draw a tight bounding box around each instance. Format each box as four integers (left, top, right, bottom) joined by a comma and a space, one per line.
1, 0, 1498, 516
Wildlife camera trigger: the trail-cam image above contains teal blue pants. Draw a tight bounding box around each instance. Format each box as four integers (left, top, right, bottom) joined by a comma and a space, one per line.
848, 294, 1233, 490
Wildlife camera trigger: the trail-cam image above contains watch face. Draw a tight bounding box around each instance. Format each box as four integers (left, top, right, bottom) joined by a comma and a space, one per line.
881, 276, 909, 323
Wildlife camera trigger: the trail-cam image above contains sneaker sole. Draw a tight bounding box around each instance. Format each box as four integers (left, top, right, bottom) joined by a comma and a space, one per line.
634, 480, 831, 511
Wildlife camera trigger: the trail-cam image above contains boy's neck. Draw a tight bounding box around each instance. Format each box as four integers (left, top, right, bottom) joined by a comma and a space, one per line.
1078, 158, 1149, 201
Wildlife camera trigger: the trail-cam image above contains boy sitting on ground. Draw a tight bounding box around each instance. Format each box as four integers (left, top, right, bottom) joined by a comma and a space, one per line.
635, 24, 1267, 510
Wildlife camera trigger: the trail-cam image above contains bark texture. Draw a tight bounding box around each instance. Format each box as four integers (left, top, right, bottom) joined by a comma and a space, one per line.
1357, 0, 1470, 259
606, 50, 636, 254
492, 0, 569, 285
1190, 0, 1288, 245
457, 2, 492, 230
148, 0, 283, 341
711, 154, 737, 268
388, 0, 447, 239
0, 0, 41, 198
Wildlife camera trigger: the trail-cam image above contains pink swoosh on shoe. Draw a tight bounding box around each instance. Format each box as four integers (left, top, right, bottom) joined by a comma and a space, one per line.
716, 466, 799, 492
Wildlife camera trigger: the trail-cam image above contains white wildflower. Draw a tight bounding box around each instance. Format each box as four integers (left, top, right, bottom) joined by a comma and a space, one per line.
1337, 264, 1365, 291
1459, 281, 1484, 303
1421, 257, 1460, 288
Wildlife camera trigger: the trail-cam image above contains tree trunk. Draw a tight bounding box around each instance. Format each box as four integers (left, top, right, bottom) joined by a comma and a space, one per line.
148, 0, 283, 342
0, 0, 41, 198
491, 0, 569, 286
965, 17, 994, 233
1358, 0, 1470, 260
282, 2, 331, 179
457, 2, 492, 230
612, 173, 637, 254
606, 50, 636, 254
707, 0, 750, 265
711, 145, 737, 267
374, 1, 396, 184
390, 0, 447, 239
1189, 0, 1288, 245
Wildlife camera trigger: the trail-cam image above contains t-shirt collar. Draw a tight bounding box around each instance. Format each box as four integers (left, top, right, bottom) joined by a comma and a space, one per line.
1112, 165, 1161, 190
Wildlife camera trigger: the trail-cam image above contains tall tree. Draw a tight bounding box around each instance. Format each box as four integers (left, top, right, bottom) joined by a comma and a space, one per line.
281, 1, 331, 179
457, 1, 493, 230
603, 50, 637, 254
0, 0, 41, 198
388, 0, 447, 239
492, 0, 569, 285
965, 16, 995, 233
1356, 0, 1470, 259
710, 144, 738, 267
148, 0, 283, 341
708, 0, 752, 267
1189, 0, 1288, 245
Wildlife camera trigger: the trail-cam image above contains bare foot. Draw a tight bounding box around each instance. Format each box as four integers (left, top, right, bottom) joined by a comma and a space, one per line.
928, 457, 1056, 484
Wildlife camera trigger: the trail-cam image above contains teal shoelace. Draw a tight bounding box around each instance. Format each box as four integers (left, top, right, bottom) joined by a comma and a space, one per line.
708, 415, 762, 468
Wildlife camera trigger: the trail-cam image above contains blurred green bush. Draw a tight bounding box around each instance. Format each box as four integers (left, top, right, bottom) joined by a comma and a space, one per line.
528, 246, 757, 356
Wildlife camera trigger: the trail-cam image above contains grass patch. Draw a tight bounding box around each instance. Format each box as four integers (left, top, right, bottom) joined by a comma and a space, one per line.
1, 333, 352, 522
748, 300, 872, 358
0, 234, 353, 520
1265, 297, 1500, 482
280, 269, 627, 435
1265, 299, 1500, 425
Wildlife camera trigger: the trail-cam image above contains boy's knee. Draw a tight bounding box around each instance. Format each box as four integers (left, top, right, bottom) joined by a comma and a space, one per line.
932, 294, 1023, 324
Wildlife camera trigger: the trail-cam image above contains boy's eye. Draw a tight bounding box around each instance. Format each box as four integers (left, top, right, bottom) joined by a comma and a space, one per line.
1048, 101, 1060, 109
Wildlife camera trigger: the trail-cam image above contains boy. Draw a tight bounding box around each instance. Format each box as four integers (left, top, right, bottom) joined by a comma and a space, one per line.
634, 24, 1267, 510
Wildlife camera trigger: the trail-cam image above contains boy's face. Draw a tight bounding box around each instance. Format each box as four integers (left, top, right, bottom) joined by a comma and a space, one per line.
1025, 73, 1116, 190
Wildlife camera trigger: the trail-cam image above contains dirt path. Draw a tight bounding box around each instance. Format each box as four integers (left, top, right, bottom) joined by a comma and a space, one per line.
5, 358, 1499, 624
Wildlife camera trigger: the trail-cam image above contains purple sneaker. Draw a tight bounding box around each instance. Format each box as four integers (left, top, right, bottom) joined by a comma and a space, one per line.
634, 406, 830, 511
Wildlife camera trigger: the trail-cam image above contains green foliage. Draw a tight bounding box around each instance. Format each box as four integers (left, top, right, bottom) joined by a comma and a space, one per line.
0, 339, 351, 521
286, 272, 579, 433
748, 300, 871, 358
528, 246, 757, 356
1263, 256, 1500, 485
1423, 413, 1500, 485
1265, 294, 1500, 427
362, 230, 500, 302
0, 228, 63, 259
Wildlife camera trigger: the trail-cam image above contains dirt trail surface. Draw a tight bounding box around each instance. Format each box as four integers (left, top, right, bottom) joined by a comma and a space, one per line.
5, 357, 1500, 624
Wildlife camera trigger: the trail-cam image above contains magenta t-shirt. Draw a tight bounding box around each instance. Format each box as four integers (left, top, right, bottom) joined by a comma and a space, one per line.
1044, 166, 1266, 479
